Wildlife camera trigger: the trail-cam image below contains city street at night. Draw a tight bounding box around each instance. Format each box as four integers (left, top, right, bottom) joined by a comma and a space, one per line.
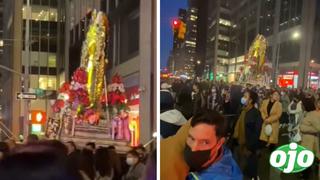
160, 0, 319, 180
0, 0, 156, 180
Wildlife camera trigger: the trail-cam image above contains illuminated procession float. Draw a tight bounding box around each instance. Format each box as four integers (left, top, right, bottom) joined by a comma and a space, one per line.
237, 34, 271, 86
45, 10, 140, 149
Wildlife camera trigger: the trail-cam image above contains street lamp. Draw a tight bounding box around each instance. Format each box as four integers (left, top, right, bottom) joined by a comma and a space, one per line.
292, 31, 300, 39
274, 31, 300, 86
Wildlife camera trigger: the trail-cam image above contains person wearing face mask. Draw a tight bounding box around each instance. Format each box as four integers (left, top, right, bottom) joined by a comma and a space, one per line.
160, 110, 242, 180
233, 90, 262, 180
259, 91, 282, 150
123, 150, 145, 180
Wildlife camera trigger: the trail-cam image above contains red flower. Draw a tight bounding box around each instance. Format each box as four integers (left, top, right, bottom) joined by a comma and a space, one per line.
111, 74, 122, 84
119, 94, 126, 103
67, 90, 76, 103
74, 89, 90, 106
72, 68, 87, 84
52, 99, 65, 112
53, 106, 60, 113
108, 92, 118, 105
59, 82, 70, 93
55, 99, 65, 108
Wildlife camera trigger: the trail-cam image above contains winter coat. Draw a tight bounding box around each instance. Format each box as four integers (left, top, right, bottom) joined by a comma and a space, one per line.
160, 109, 187, 138
186, 147, 243, 180
280, 95, 290, 113
245, 108, 263, 152
234, 106, 262, 152
123, 163, 145, 180
160, 121, 191, 180
288, 101, 304, 124
192, 93, 203, 115
259, 99, 282, 144
299, 111, 320, 159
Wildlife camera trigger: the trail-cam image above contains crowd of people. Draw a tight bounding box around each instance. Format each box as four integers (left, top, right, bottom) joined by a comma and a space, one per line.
0, 134, 156, 180
160, 78, 320, 180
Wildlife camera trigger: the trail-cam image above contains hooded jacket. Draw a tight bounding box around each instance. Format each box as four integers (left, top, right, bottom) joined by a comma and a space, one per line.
160, 109, 187, 138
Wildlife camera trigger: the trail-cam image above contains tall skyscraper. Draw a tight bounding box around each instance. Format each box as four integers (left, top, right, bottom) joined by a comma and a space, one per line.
198, 0, 320, 88
205, 0, 232, 81
0, 0, 67, 137
167, 8, 187, 74
22, 0, 66, 135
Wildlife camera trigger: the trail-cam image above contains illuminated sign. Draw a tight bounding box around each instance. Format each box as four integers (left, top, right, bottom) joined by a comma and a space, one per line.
31, 124, 42, 133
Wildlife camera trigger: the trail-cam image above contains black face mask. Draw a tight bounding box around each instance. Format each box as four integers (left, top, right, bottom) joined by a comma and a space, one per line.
183, 144, 211, 172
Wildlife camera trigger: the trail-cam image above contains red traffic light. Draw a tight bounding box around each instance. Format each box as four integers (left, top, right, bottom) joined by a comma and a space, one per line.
172, 19, 181, 29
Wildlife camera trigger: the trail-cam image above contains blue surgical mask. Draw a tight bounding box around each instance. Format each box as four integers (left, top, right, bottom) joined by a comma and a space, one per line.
241, 97, 247, 105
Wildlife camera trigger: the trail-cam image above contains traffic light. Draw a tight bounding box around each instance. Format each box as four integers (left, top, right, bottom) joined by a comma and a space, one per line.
178, 22, 186, 39
172, 19, 181, 30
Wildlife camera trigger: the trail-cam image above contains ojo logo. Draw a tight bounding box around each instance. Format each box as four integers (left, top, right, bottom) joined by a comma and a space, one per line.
270, 143, 314, 173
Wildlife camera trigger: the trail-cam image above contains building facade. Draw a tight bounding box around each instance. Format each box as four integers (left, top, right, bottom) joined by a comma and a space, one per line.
105, 0, 157, 144
229, 0, 320, 88
0, 0, 67, 137
22, 0, 66, 135
205, 0, 232, 81
189, 0, 320, 88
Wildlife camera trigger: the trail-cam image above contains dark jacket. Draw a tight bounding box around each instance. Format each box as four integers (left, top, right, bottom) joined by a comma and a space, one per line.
245, 108, 263, 152
160, 90, 174, 113
301, 97, 316, 112
192, 93, 203, 116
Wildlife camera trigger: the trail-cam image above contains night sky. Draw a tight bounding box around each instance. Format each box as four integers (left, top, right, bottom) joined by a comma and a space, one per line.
160, 0, 187, 69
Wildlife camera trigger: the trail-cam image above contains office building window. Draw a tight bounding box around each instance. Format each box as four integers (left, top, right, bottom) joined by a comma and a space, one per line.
36, 75, 57, 90
120, 8, 139, 64
219, 18, 231, 26
279, 0, 302, 31
22, 6, 58, 22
